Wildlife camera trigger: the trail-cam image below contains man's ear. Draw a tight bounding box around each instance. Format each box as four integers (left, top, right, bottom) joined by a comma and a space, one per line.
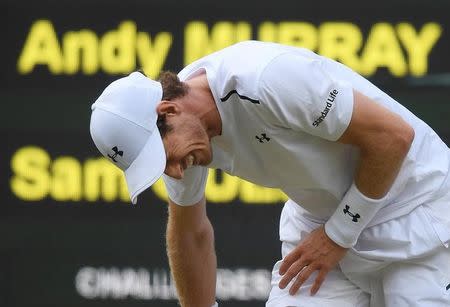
156, 101, 180, 116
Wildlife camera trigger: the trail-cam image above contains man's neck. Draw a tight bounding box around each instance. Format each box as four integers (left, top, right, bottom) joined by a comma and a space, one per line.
184, 74, 222, 138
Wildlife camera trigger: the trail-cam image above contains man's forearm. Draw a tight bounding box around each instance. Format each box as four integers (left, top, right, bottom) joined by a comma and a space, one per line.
339, 91, 415, 199
327, 91, 415, 247
353, 124, 414, 199
166, 203, 216, 307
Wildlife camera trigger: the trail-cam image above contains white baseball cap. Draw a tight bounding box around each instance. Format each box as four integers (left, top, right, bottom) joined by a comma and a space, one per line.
90, 71, 166, 204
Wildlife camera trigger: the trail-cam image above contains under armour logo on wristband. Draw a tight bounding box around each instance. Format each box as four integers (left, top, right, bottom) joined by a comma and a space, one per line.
446, 283, 450, 291
343, 205, 361, 222
255, 133, 270, 143
107, 146, 123, 162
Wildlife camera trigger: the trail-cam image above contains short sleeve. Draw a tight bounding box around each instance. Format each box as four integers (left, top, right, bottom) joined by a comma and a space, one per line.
259, 52, 354, 141
162, 166, 208, 206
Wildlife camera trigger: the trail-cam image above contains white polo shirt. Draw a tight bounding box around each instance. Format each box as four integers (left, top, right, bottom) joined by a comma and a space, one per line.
163, 41, 450, 226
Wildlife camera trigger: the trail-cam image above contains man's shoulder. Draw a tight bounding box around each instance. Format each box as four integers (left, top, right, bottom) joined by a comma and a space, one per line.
180, 41, 299, 78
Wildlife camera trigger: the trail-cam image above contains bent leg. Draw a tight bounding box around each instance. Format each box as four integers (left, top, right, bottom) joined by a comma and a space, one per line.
267, 249, 369, 307
382, 246, 450, 307
267, 201, 369, 307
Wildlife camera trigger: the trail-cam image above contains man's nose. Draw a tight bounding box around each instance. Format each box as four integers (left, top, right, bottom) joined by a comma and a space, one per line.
164, 162, 184, 179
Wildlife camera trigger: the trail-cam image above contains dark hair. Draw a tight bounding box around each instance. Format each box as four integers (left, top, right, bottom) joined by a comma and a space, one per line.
159, 71, 189, 100
156, 113, 172, 137
156, 71, 188, 137
136, 70, 187, 137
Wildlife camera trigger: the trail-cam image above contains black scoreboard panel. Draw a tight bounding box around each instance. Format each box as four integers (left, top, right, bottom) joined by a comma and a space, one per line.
2, 0, 450, 306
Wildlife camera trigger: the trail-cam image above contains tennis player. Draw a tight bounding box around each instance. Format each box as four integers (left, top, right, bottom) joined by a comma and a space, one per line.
90, 41, 450, 307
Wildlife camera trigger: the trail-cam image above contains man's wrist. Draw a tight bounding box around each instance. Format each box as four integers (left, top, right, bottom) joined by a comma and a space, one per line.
325, 182, 388, 248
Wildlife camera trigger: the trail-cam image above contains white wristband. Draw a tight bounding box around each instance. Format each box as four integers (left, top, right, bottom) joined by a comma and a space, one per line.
325, 183, 388, 248
212, 302, 218, 307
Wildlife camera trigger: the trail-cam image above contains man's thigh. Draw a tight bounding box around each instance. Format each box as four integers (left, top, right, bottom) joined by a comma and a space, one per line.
382, 246, 450, 307
341, 200, 450, 307
266, 255, 369, 307
270, 201, 369, 307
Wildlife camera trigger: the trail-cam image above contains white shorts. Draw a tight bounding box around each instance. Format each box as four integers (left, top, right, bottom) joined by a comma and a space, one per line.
266, 192, 450, 307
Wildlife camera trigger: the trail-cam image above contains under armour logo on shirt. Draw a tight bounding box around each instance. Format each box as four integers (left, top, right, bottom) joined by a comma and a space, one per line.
255, 133, 270, 143
343, 205, 361, 222
107, 146, 123, 162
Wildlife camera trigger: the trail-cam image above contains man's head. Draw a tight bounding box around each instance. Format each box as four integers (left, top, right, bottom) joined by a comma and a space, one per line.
90, 71, 214, 204
90, 71, 166, 204
156, 71, 214, 180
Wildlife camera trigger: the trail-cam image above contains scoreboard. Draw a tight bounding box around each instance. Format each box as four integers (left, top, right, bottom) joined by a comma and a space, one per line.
2, 0, 450, 306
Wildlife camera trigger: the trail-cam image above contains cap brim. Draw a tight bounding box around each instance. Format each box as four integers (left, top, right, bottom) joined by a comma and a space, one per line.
124, 130, 166, 204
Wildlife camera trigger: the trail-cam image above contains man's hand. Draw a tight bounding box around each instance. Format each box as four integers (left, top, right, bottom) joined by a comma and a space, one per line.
278, 225, 348, 296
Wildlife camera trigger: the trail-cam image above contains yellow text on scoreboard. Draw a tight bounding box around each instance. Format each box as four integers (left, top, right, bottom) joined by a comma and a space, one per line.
10, 146, 287, 205
17, 20, 442, 78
